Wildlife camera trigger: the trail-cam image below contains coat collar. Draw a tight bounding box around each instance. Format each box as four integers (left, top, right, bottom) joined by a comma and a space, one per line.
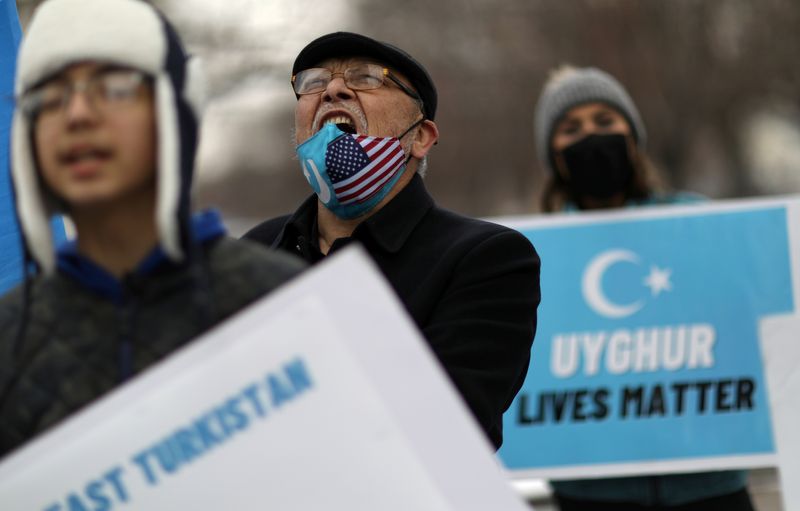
56, 209, 227, 302
280, 173, 434, 255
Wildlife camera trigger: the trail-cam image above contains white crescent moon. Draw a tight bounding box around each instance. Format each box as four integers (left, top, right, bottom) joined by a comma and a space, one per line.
582, 249, 643, 318
303, 159, 331, 204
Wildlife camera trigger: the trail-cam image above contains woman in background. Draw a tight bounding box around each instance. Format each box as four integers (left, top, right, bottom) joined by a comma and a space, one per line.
534, 65, 753, 510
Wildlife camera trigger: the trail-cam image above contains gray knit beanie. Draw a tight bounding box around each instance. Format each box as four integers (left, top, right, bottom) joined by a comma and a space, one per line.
534, 66, 646, 175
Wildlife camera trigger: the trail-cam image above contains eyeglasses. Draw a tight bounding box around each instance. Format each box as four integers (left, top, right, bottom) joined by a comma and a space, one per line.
292, 63, 424, 114
19, 68, 151, 120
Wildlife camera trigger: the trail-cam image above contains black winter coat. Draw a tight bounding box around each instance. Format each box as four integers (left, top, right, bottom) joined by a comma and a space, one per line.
244, 174, 541, 449
0, 237, 304, 458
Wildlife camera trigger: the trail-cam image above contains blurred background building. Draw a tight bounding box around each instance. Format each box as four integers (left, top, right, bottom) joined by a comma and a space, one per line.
16, 0, 800, 235
12, 1, 797, 508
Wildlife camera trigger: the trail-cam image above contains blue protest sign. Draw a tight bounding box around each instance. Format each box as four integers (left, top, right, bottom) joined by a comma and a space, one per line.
497, 201, 795, 477
0, 0, 65, 295
0, 0, 24, 294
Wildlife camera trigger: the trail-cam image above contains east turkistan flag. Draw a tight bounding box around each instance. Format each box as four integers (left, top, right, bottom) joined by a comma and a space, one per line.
0, 0, 64, 295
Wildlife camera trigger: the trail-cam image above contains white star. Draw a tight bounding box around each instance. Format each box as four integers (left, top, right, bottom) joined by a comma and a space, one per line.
643, 265, 673, 297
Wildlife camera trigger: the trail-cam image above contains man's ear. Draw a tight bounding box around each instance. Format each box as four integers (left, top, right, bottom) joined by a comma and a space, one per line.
411, 119, 439, 159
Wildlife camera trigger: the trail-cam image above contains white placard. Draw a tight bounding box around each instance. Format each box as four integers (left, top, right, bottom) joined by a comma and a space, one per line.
759, 314, 800, 511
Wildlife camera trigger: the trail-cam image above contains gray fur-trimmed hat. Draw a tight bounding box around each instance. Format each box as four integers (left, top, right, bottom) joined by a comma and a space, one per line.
533, 66, 646, 175
12, 0, 205, 274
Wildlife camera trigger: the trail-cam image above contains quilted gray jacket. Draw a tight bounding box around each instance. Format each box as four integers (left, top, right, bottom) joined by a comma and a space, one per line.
0, 234, 304, 458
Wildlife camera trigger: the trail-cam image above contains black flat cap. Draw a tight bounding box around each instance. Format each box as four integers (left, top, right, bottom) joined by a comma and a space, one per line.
292, 31, 438, 121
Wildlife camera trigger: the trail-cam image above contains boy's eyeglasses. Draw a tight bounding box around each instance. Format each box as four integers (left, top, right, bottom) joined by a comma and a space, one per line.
19, 69, 151, 120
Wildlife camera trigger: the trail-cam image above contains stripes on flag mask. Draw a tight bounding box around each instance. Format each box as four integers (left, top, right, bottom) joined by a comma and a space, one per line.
296, 120, 421, 219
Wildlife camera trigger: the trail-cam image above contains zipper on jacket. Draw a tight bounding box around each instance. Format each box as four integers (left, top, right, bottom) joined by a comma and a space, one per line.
649, 475, 662, 506
116, 283, 138, 382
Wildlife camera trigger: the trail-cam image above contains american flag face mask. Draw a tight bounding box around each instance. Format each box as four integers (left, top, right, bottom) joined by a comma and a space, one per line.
296, 120, 421, 219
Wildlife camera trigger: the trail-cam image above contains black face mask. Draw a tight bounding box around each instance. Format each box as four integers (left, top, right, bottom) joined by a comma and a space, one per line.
559, 133, 635, 199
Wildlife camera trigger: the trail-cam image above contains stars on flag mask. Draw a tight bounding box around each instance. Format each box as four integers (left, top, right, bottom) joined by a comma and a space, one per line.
296, 119, 421, 219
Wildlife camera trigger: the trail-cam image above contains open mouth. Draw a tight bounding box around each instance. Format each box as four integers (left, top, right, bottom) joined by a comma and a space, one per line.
61, 146, 112, 166
320, 114, 358, 135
